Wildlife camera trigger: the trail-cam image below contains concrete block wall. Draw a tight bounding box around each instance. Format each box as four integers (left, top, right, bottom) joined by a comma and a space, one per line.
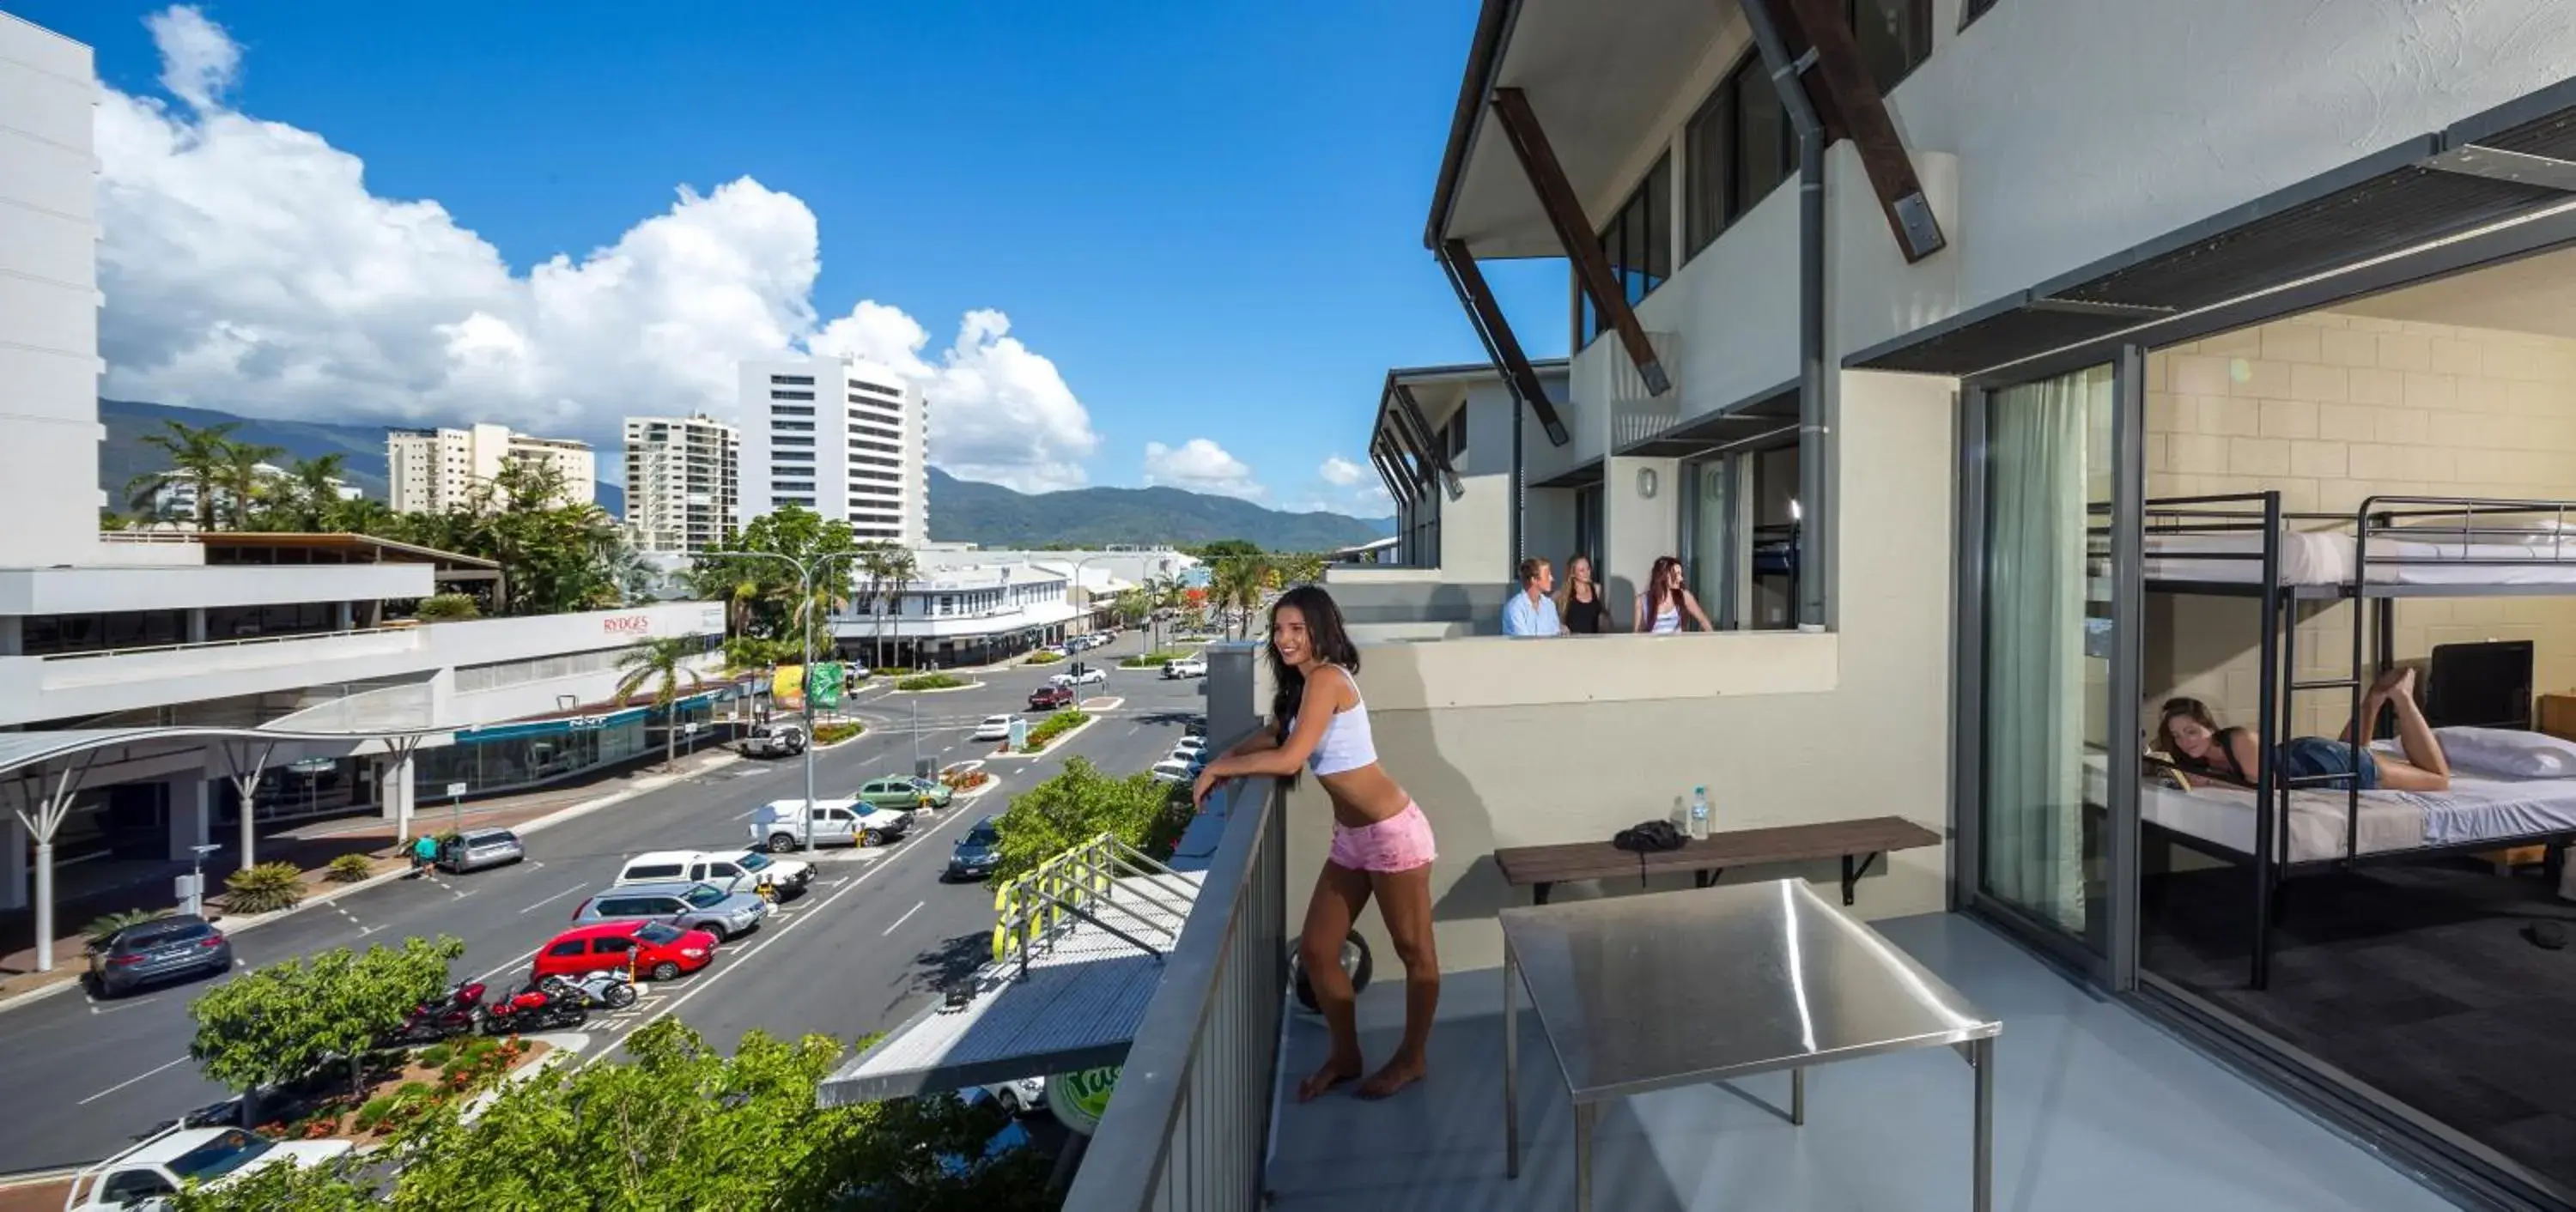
2144, 312, 2576, 736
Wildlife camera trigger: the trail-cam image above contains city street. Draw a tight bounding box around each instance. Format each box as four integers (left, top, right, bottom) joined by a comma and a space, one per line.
0, 637, 1209, 1177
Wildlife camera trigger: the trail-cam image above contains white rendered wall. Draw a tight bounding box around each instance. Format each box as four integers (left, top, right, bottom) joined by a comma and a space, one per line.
0, 14, 103, 567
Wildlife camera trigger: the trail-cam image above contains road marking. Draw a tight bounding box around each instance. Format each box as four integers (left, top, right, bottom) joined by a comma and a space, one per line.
519, 884, 586, 914
78, 1056, 191, 1106
473, 949, 539, 988
882, 900, 925, 936
578, 802, 987, 1070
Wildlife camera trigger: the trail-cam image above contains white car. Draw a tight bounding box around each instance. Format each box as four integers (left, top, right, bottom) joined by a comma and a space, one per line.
1151, 758, 1199, 784
1048, 668, 1109, 688
972, 714, 1018, 742
68, 1126, 351, 1210
1170, 736, 1208, 762
981, 1076, 1047, 1117
616, 849, 814, 899
1163, 657, 1206, 680
747, 798, 912, 852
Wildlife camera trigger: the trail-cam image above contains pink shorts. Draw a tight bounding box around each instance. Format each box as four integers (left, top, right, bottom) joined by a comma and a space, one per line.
1329, 802, 1437, 873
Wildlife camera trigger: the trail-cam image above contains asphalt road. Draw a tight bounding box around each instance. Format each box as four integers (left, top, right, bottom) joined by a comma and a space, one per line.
0, 635, 1208, 1176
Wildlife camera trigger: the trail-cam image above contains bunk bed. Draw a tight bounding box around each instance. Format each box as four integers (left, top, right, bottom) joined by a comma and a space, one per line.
2139, 492, 2576, 989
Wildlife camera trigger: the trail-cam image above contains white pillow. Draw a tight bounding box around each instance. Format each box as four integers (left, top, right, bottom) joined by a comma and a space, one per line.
2434, 726, 2576, 779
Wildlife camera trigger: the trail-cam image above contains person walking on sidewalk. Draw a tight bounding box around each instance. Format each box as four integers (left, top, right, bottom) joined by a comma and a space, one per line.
410, 833, 440, 876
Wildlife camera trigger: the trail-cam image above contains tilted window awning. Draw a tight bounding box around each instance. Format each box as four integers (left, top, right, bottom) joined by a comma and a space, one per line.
1849, 79, 2576, 378
1615, 382, 1799, 459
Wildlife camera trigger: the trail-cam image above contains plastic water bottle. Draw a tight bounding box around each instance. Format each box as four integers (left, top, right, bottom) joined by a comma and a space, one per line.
1689, 786, 1710, 841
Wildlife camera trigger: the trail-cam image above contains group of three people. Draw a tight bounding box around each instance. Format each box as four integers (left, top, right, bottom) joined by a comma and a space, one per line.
1502, 553, 1716, 637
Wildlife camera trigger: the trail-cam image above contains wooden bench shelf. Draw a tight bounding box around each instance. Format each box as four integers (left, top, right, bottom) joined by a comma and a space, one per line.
1492, 816, 1941, 906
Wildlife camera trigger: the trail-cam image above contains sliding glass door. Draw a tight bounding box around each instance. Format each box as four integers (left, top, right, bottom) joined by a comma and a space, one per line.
1973, 362, 2119, 955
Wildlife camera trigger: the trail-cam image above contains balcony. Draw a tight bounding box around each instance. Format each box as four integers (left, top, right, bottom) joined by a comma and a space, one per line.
1060, 645, 2466, 1212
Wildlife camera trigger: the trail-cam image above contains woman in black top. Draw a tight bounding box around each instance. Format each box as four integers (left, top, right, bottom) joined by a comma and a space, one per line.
1557, 553, 1610, 633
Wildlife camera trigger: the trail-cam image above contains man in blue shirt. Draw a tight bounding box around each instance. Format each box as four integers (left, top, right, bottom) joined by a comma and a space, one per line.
1502, 556, 1561, 637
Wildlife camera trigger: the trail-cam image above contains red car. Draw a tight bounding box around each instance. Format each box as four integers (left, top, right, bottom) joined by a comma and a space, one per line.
1028, 685, 1074, 711
533, 921, 717, 982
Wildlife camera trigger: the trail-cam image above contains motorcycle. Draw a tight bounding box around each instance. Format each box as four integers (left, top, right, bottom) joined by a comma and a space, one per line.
380, 980, 489, 1046
539, 969, 639, 1010
481, 979, 590, 1034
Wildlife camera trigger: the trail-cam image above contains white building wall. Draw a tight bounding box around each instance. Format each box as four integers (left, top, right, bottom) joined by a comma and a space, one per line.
0, 14, 104, 567
388, 425, 591, 512
737, 357, 927, 545
623, 415, 738, 553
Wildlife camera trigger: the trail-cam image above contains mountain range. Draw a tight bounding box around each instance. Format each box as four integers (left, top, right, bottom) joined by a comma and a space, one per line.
97, 399, 1390, 550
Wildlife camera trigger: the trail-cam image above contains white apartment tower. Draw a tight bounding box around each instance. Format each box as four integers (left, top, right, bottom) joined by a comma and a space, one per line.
0, 13, 106, 566
737, 356, 928, 545
622, 414, 738, 554
386, 423, 596, 513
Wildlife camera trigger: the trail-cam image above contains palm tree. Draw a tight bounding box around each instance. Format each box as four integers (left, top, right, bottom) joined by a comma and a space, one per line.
614, 637, 708, 769
1212, 557, 1270, 639
125, 420, 238, 530
879, 548, 918, 668
854, 544, 893, 670
219, 439, 286, 530
269, 454, 350, 532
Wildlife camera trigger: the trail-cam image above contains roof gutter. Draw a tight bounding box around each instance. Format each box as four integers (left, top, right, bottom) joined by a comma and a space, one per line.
1422, 0, 1521, 251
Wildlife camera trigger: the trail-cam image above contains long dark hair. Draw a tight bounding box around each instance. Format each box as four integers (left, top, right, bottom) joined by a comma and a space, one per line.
2153, 696, 2222, 765
1644, 554, 1682, 621
1268, 585, 1361, 742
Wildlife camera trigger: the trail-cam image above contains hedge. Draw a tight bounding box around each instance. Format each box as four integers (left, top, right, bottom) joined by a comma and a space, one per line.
1017, 709, 1091, 754
896, 673, 967, 691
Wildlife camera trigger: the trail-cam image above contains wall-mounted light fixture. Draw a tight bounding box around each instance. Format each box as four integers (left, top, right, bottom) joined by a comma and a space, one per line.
1636, 467, 1659, 500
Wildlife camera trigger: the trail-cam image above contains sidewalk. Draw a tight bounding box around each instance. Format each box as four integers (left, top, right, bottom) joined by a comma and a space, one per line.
0, 745, 747, 1005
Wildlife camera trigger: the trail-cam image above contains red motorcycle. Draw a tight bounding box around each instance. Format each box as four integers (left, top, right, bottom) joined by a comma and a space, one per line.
480, 979, 589, 1035
379, 980, 489, 1046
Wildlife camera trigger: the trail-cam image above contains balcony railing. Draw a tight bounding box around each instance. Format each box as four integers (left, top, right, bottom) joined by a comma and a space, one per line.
1062, 775, 1285, 1212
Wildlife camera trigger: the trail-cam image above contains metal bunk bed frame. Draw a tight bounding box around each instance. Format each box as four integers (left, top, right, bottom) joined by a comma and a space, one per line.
2139, 490, 2576, 989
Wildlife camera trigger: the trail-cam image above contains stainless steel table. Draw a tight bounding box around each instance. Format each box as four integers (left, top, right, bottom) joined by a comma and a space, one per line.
1502, 878, 2002, 1211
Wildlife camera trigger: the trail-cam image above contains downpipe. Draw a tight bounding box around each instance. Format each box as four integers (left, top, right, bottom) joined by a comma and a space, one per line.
1741, 0, 1831, 628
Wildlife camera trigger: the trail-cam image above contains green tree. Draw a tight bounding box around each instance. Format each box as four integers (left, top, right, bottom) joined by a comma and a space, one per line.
1211, 554, 1273, 639
1195, 538, 1262, 561
217, 438, 287, 530
615, 637, 709, 769
187, 935, 465, 1103
125, 419, 239, 530
989, 756, 1191, 882
255, 454, 354, 532
374, 459, 630, 616
687, 506, 863, 658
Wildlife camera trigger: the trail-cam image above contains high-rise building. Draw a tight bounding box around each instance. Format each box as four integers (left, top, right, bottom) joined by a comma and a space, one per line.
737, 356, 927, 546
386, 423, 595, 513
622, 414, 738, 554
0, 12, 106, 567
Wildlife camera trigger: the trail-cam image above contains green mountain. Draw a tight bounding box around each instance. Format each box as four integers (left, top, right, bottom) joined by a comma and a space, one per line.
926, 467, 1389, 550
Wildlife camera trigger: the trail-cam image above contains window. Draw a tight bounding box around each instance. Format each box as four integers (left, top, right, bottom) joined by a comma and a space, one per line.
545, 941, 586, 958
1582, 155, 1673, 340
1852, 0, 1935, 91
775, 451, 814, 463
1447, 413, 1466, 458
773, 421, 813, 432
850, 380, 902, 400
769, 374, 816, 385
770, 404, 814, 417
1960, 0, 1996, 26
1683, 53, 1798, 258
595, 937, 632, 955
770, 390, 816, 401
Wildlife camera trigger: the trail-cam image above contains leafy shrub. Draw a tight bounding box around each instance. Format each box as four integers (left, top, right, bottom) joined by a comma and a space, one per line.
85, 907, 167, 945
811, 722, 864, 745
413, 593, 481, 622
351, 1094, 396, 1133
1025, 651, 1063, 665
940, 767, 993, 791
876, 666, 913, 676
325, 854, 375, 883
223, 862, 307, 914
988, 758, 1191, 882
1018, 710, 1091, 754
896, 672, 966, 691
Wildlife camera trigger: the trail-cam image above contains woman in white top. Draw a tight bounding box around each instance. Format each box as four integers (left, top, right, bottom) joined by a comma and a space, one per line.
1633, 554, 1716, 633
1197, 585, 1438, 1102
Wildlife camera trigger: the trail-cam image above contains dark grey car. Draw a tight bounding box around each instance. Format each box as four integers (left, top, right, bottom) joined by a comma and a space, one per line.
88, 914, 233, 997
570, 881, 769, 942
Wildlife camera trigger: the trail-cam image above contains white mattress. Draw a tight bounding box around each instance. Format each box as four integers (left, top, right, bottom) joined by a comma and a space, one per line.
2131, 766, 2576, 861
2143, 530, 2576, 587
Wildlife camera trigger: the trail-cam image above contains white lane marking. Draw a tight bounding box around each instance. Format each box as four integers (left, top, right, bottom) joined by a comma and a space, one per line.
519, 884, 586, 915
881, 900, 925, 936
79, 1056, 191, 1106
579, 803, 986, 1069
473, 949, 539, 987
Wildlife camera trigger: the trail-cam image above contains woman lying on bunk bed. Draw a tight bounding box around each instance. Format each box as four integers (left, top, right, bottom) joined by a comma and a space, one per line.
2154, 669, 2455, 793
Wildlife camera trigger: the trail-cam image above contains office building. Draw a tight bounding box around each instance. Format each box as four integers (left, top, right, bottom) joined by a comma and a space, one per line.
737, 356, 928, 545
386, 423, 595, 513
622, 414, 738, 554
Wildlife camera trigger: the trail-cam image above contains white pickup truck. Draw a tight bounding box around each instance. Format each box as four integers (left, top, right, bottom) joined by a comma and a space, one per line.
66, 1125, 351, 1209
747, 798, 913, 853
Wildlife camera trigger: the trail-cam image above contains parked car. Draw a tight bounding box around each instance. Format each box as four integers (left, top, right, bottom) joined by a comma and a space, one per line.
973, 714, 1018, 742
858, 774, 954, 812
738, 721, 807, 758
1048, 668, 1109, 688
1163, 657, 1206, 680
748, 797, 913, 852
534, 920, 716, 982
981, 1075, 1047, 1116
1169, 736, 1208, 763
945, 817, 1003, 882
1151, 758, 1199, 785
1035, 644, 1068, 658
66, 1126, 352, 1211
1027, 685, 1074, 712
616, 849, 813, 899
86, 913, 232, 998
437, 827, 525, 873
571, 880, 769, 942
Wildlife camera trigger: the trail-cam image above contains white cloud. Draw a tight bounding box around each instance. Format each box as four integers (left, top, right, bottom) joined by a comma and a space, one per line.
93, 7, 1099, 492
1143, 439, 1266, 500
1316, 455, 1364, 487
1290, 454, 1391, 517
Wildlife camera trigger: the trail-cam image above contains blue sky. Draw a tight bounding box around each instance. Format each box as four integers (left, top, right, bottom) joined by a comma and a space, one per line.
22, 0, 1571, 516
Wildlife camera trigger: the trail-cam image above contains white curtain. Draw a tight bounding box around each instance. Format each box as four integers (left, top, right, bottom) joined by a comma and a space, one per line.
1981, 365, 2109, 933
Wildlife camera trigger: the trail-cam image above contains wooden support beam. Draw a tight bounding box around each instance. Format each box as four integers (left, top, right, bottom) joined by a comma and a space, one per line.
1389, 383, 1464, 500
1487, 86, 1674, 398
1438, 239, 1571, 446
1773, 0, 1947, 262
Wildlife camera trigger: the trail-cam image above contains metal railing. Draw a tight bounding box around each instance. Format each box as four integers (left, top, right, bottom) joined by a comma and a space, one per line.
988, 833, 1194, 975
33, 625, 420, 664
1063, 776, 1287, 1212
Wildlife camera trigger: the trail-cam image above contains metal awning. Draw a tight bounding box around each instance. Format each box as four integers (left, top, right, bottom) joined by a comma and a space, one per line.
0, 723, 462, 779
1850, 79, 2576, 378
1616, 382, 1800, 459
1533, 458, 1604, 489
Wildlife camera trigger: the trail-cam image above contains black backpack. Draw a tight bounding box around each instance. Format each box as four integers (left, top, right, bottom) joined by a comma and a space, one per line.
1609, 820, 1687, 888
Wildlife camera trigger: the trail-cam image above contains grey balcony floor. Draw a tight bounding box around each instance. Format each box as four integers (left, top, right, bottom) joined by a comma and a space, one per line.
1265, 911, 2458, 1212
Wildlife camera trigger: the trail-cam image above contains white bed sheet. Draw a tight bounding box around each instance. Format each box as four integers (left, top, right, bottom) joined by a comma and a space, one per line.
2088, 749, 2576, 860
2143, 530, 2576, 587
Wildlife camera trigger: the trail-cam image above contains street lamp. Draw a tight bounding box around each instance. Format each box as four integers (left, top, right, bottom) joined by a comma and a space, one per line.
702, 548, 862, 855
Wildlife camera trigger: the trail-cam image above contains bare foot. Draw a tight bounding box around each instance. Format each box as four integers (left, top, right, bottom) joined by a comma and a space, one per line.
1297, 1054, 1363, 1103
1358, 1054, 1426, 1100
2368, 667, 2408, 697
2393, 666, 2420, 700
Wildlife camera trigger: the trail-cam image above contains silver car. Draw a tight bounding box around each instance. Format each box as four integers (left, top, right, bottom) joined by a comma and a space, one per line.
437, 827, 525, 873
570, 881, 769, 942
